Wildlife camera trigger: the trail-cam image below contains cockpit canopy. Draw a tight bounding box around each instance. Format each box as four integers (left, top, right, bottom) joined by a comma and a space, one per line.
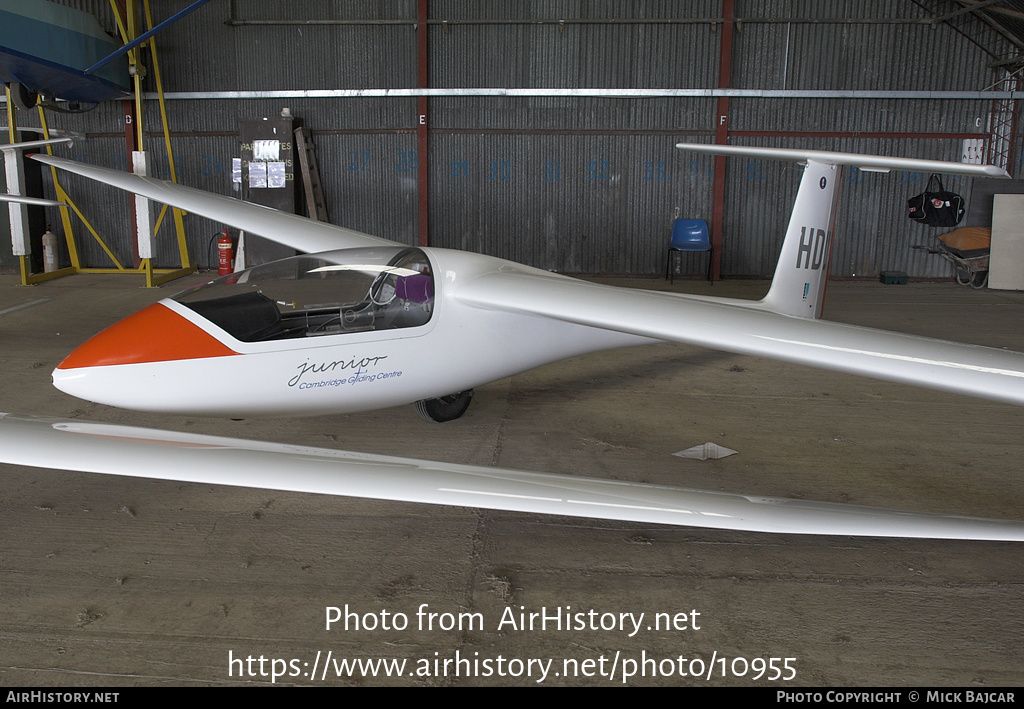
174, 247, 434, 342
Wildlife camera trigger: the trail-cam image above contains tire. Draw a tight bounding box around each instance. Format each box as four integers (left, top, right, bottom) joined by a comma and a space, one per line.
8, 82, 38, 111
415, 389, 474, 422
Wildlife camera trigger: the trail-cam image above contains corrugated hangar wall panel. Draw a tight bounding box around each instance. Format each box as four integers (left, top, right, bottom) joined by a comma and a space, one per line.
429, 133, 710, 274
718, 153, 797, 278
736, 0, 910, 18
314, 132, 420, 245
15, 0, 1020, 278
230, 1, 416, 22
730, 97, 986, 135
430, 96, 716, 132
431, 0, 722, 21
429, 17, 719, 94
156, 2, 418, 92
736, 16, 993, 93
228, 25, 417, 92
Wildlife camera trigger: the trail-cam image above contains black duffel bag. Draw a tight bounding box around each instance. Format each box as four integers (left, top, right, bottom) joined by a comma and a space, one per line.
907, 174, 965, 227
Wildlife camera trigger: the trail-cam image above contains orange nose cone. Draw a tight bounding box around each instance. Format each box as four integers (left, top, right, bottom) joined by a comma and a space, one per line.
57, 302, 239, 370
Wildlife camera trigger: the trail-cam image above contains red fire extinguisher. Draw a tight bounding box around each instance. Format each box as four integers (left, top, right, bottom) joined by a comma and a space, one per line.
217, 228, 234, 276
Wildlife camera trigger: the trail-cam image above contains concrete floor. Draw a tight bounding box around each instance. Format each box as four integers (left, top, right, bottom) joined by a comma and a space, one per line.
1, 270, 1023, 687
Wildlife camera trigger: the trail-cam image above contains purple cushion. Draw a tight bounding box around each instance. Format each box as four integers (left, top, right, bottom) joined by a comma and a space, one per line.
395, 273, 433, 303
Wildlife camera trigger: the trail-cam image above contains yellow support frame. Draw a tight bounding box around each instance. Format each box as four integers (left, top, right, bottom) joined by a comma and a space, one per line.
111, 0, 194, 287
6, 87, 76, 285
139, 0, 193, 287
5, 2, 196, 287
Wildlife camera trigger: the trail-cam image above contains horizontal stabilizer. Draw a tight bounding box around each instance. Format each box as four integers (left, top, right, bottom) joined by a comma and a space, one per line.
1, 414, 1022, 541
0, 193, 66, 206
676, 143, 1011, 178
0, 137, 74, 152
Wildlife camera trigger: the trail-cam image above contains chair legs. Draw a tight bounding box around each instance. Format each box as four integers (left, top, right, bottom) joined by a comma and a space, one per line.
666, 249, 714, 285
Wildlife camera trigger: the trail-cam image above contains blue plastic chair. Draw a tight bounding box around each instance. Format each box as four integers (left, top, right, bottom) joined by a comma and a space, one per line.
665, 218, 713, 284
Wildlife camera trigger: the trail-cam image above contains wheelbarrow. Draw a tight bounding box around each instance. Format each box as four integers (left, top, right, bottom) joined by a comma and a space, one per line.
912, 227, 991, 290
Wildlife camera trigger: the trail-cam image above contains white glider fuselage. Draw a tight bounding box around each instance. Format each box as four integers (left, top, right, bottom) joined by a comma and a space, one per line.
48, 147, 1024, 417
13, 145, 1024, 542
52, 247, 651, 417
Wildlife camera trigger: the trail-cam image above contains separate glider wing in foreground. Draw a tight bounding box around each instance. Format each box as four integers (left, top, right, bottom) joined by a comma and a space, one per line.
3, 412, 1024, 541
3, 144, 1023, 542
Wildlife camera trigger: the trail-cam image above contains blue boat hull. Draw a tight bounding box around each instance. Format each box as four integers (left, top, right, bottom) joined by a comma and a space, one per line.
0, 0, 130, 105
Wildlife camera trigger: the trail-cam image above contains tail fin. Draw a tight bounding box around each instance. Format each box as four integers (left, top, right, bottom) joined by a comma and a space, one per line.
677, 144, 1010, 319
761, 157, 841, 318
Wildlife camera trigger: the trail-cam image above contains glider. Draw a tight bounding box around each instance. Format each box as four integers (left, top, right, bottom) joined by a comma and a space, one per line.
2, 143, 1023, 541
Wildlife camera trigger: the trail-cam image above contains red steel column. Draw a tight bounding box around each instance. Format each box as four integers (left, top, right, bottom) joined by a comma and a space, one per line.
416, 0, 430, 247
710, 0, 735, 281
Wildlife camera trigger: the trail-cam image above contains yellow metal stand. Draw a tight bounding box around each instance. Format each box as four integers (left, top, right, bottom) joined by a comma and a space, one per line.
6, 86, 73, 286
6, 3, 196, 287
107, 0, 195, 287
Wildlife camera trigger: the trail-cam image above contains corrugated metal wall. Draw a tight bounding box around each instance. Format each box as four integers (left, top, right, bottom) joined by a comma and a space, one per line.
3, 0, 1017, 277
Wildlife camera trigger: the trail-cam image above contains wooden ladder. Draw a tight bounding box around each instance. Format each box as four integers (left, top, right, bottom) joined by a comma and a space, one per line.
294, 127, 329, 222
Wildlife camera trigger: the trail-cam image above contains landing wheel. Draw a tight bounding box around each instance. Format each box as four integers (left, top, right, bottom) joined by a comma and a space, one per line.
8, 82, 38, 111
415, 389, 474, 422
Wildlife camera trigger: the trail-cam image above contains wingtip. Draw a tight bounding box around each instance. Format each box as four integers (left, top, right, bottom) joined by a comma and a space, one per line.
982, 165, 1013, 179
